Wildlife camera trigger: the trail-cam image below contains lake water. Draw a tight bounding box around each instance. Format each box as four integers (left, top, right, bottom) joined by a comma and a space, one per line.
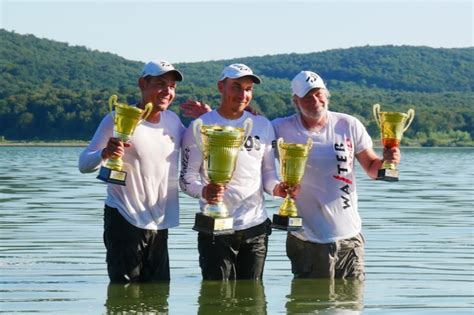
0, 147, 473, 314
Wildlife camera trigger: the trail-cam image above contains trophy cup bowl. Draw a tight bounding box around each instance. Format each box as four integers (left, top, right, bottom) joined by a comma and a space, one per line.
192, 118, 253, 235
97, 95, 152, 185
373, 103, 415, 182
272, 137, 313, 231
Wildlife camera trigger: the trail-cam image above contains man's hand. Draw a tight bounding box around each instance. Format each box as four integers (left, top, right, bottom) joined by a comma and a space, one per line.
382, 147, 401, 165
101, 137, 130, 160
273, 182, 300, 198
202, 183, 226, 205
180, 100, 212, 119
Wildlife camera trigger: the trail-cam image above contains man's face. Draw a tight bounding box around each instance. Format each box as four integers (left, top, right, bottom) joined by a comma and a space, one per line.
294, 88, 329, 120
140, 72, 177, 111
218, 77, 254, 115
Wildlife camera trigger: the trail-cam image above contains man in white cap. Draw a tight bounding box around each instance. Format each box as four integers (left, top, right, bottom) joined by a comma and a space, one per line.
79, 60, 185, 282
179, 63, 290, 280
272, 70, 400, 280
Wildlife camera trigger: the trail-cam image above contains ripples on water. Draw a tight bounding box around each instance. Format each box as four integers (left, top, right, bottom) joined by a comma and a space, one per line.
0, 147, 473, 314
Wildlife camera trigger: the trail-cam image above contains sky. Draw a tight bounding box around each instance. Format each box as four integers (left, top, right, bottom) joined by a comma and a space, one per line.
1, 0, 472, 63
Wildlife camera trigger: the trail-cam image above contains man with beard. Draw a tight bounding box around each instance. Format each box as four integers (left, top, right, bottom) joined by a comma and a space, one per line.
272, 70, 400, 280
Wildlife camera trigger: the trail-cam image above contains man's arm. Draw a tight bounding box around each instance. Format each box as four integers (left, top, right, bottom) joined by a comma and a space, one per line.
179, 121, 206, 199
180, 99, 259, 119
356, 147, 400, 179
78, 114, 114, 173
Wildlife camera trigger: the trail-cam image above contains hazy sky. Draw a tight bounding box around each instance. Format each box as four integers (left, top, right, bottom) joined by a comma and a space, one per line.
1, 0, 472, 63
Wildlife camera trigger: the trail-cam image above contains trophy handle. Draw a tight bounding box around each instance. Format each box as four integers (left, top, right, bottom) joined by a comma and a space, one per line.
109, 95, 118, 118
242, 118, 253, 149
403, 108, 415, 132
276, 138, 284, 159
140, 102, 153, 122
306, 138, 313, 151
193, 119, 204, 152
373, 103, 381, 127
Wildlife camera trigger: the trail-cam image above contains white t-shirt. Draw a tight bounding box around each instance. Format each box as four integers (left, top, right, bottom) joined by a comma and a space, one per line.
272, 112, 373, 243
79, 109, 185, 230
179, 110, 279, 231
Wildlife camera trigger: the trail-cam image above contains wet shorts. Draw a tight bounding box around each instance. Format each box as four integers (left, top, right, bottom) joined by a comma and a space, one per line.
198, 219, 272, 280
286, 232, 365, 280
103, 205, 169, 283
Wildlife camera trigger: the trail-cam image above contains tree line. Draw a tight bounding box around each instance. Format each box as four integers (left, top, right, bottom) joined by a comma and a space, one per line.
1, 29, 473, 146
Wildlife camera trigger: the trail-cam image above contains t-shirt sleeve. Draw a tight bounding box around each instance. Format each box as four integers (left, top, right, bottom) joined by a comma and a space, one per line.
179, 120, 205, 199
261, 120, 280, 195
353, 117, 373, 154
78, 114, 113, 173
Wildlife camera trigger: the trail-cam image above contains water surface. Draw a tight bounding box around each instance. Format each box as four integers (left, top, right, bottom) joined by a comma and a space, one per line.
0, 147, 473, 314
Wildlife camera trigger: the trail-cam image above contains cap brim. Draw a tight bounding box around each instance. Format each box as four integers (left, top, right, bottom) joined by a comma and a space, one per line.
237, 74, 261, 84
166, 70, 183, 82
219, 73, 261, 84
248, 74, 261, 84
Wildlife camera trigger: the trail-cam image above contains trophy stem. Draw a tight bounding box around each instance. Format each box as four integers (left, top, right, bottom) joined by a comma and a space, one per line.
273, 195, 303, 231
105, 157, 123, 171
113, 131, 131, 142
203, 202, 229, 218
278, 195, 298, 217
381, 160, 396, 170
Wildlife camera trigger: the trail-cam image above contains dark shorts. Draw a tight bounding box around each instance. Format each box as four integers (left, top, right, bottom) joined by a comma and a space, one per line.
286, 233, 365, 280
197, 219, 272, 280
103, 205, 170, 283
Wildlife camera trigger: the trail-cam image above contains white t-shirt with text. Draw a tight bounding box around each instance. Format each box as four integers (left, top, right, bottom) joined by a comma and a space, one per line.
272, 112, 373, 243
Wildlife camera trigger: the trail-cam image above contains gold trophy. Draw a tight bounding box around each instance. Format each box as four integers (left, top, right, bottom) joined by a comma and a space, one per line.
272, 137, 313, 231
373, 103, 415, 181
97, 95, 152, 186
192, 118, 253, 235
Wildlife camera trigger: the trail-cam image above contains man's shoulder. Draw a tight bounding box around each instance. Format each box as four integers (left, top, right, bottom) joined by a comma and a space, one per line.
271, 114, 297, 128
164, 109, 182, 121
329, 111, 361, 124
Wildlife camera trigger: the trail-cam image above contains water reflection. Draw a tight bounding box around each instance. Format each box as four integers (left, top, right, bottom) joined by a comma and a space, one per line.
197, 280, 267, 314
105, 282, 170, 315
286, 278, 364, 314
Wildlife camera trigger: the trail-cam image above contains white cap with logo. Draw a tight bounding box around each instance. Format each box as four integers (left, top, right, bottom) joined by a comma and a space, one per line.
291, 71, 326, 97
219, 63, 261, 84
140, 60, 183, 81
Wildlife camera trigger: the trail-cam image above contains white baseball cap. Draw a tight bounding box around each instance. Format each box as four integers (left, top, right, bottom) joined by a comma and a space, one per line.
219, 63, 261, 84
140, 60, 183, 81
291, 71, 327, 97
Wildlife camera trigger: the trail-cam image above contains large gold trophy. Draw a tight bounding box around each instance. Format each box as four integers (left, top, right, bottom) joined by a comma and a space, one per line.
373, 103, 414, 181
272, 137, 313, 231
192, 118, 253, 235
97, 95, 152, 186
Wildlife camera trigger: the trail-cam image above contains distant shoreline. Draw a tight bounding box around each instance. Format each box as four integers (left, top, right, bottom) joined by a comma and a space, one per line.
0, 141, 88, 147
1, 141, 473, 148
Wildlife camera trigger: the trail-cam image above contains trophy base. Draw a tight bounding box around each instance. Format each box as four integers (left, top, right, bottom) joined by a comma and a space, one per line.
97, 166, 127, 186
376, 168, 399, 182
272, 214, 303, 231
192, 212, 234, 235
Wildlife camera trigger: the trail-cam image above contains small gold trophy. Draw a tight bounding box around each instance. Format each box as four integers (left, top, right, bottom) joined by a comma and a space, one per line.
373, 103, 415, 182
192, 118, 253, 235
272, 137, 313, 231
97, 95, 152, 186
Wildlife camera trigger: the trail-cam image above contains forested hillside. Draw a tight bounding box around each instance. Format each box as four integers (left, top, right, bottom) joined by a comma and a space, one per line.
1, 29, 473, 146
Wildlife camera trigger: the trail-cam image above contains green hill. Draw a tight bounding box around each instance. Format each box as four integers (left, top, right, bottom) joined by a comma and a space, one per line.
1, 29, 473, 146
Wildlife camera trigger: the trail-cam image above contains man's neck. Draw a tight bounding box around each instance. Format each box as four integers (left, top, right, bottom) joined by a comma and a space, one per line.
139, 101, 162, 124
146, 110, 162, 123
300, 112, 327, 132
217, 106, 244, 120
